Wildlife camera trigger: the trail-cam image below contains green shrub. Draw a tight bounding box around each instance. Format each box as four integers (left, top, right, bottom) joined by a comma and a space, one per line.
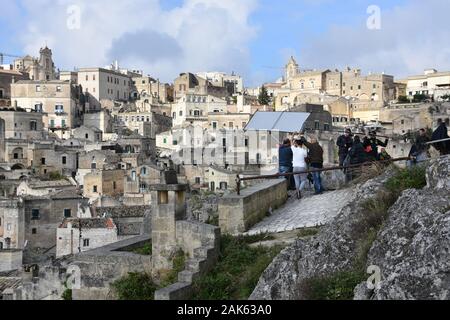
111, 272, 157, 300
61, 288, 72, 300
297, 227, 320, 238
190, 235, 282, 300
132, 241, 152, 255
300, 269, 366, 300
47, 171, 66, 181
385, 166, 427, 195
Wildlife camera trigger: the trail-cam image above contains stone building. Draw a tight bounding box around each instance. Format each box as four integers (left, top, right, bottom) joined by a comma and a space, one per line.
56, 217, 118, 257
72, 125, 103, 142
0, 108, 45, 140
76, 149, 121, 186
83, 109, 112, 133
83, 169, 125, 199
75, 67, 132, 111
171, 94, 227, 127
113, 109, 172, 138
10, 80, 84, 139
131, 76, 172, 103
13, 46, 56, 81
275, 56, 396, 112
0, 198, 25, 250
196, 72, 244, 95
31, 145, 78, 177
16, 179, 76, 198
0, 69, 29, 107
399, 69, 450, 98
23, 190, 88, 250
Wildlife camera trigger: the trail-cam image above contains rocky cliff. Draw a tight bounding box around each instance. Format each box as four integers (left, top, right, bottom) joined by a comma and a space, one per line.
250, 156, 450, 300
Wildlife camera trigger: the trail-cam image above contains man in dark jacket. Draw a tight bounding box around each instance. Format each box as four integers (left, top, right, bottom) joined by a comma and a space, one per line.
337, 129, 353, 166
432, 119, 450, 155
363, 131, 389, 161
278, 138, 294, 189
301, 136, 324, 194
346, 135, 366, 181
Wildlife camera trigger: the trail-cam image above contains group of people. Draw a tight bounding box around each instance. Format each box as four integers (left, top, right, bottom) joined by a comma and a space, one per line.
337, 129, 391, 180
278, 119, 450, 200
278, 134, 324, 199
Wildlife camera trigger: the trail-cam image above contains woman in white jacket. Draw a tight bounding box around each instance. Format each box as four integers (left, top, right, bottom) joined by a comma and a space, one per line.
291, 139, 308, 199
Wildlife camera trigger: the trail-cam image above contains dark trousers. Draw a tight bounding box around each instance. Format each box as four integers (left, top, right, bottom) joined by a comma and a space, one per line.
279, 165, 295, 190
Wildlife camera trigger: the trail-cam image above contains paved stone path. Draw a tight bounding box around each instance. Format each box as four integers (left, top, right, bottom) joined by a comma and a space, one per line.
245, 188, 355, 236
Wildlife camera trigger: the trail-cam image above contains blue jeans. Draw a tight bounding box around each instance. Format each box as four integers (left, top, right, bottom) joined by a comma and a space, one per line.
310, 163, 324, 194
279, 165, 294, 189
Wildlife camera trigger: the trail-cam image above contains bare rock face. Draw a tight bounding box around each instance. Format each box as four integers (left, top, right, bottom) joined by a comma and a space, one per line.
364, 157, 450, 300
250, 156, 450, 300
250, 170, 393, 300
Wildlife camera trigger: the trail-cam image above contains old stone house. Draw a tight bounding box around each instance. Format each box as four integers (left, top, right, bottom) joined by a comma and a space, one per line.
23, 190, 88, 250
56, 217, 117, 257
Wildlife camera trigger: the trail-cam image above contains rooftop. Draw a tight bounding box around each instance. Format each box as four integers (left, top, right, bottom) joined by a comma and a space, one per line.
59, 217, 116, 229
96, 205, 151, 218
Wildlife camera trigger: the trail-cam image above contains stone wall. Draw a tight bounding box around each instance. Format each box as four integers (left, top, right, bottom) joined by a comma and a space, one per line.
71, 235, 152, 300
0, 250, 23, 272
218, 179, 288, 235
154, 220, 220, 300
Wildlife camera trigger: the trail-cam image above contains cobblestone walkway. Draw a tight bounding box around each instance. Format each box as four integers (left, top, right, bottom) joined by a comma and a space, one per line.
245, 188, 355, 236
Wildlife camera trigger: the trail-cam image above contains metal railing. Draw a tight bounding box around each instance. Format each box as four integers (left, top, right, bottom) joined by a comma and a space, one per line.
235, 156, 411, 195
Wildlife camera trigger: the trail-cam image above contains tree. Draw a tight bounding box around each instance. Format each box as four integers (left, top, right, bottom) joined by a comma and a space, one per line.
258, 85, 271, 106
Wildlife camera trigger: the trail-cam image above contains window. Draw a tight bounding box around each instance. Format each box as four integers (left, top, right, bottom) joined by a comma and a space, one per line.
93, 185, 98, 193
7, 223, 11, 231
195, 177, 201, 184
36, 85, 41, 92
0, 217, 2, 226
93, 75, 96, 81
62, 156, 67, 164
34, 104, 43, 112
314, 121, 320, 130
32, 228, 37, 234
373, 84, 377, 89
31, 209, 40, 220
212, 122, 218, 129
358, 85, 361, 90
61, 119, 66, 127
113, 181, 117, 190
324, 123, 330, 131
179, 111, 183, 116
64, 209, 71, 218
14, 153, 19, 159
30, 121, 37, 131
91, 162, 96, 169
41, 158, 46, 165
83, 239, 90, 247
85, 133, 89, 139
55, 104, 64, 113
86, 75, 89, 81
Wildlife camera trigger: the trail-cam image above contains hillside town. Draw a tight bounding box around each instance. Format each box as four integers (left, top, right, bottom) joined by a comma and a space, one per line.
0, 46, 449, 301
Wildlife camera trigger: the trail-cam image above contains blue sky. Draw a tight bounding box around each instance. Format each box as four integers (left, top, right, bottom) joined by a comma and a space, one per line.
1, 0, 449, 86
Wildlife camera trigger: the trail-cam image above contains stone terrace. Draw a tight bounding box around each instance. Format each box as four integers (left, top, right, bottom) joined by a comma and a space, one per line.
245, 188, 356, 236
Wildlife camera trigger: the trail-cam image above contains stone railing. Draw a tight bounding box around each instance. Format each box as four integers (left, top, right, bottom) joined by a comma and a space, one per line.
218, 179, 288, 235
154, 221, 220, 300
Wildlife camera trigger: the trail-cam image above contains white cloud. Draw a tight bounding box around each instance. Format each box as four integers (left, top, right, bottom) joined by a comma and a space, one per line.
299, 0, 450, 78
17, 0, 258, 83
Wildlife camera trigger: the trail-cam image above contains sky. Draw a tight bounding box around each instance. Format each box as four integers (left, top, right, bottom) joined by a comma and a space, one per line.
1, 0, 450, 87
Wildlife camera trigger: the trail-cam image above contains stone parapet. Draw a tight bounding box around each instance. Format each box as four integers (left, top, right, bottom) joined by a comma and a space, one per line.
218, 179, 288, 235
